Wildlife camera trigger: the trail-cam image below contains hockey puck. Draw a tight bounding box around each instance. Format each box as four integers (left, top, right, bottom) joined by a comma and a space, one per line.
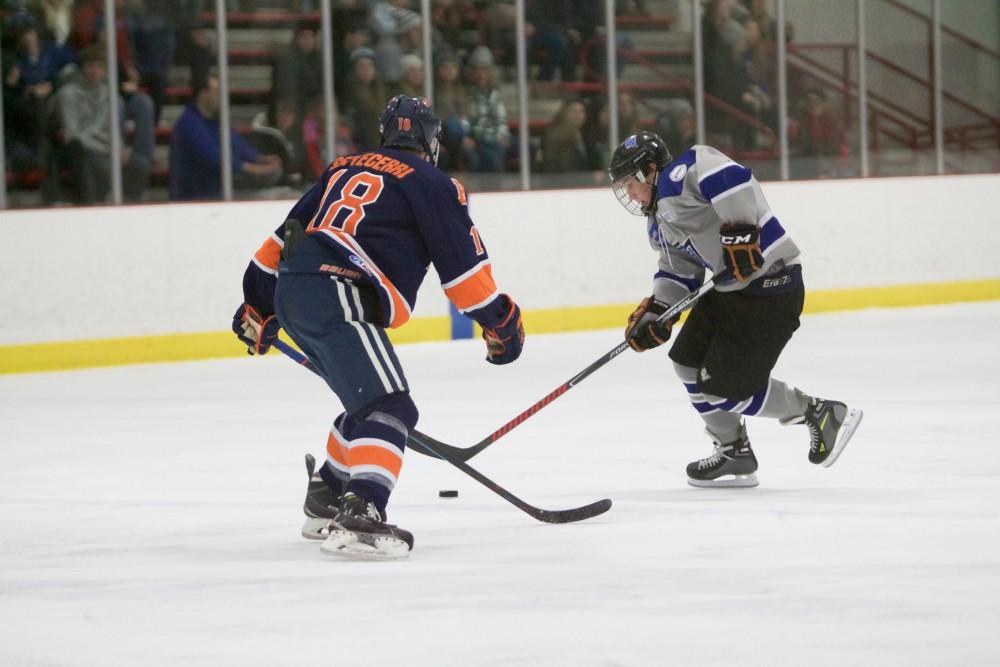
438, 490, 459, 498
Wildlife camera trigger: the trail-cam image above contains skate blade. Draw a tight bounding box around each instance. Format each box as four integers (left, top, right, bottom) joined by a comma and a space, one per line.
320, 529, 411, 561
687, 473, 759, 488
822, 408, 864, 468
301, 516, 334, 540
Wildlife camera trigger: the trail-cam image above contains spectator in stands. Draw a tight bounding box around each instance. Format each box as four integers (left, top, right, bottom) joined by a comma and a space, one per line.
272, 19, 323, 120
464, 45, 511, 172
743, 0, 778, 43
186, 22, 215, 93
3, 19, 76, 174
342, 46, 386, 151
656, 99, 697, 155
169, 71, 282, 201
433, 50, 469, 171
250, 98, 307, 188
702, 0, 742, 104
397, 53, 424, 98
583, 92, 640, 170
48, 44, 155, 203
40, 0, 75, 46
794, 87, 849, 179
525, 0, 602, 84
541, 98, 589, 173
370, 3, 422, 86
728, 18, 775, 149
332, 11, 369, 105
122, 1, 176, 124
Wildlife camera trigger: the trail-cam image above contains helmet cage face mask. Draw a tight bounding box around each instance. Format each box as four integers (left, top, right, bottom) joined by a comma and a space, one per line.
611, 172, 651, 217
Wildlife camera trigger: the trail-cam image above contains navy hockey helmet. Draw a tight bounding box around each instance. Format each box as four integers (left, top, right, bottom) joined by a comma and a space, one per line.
608, 131, 672, 216
379, 94, 442, 166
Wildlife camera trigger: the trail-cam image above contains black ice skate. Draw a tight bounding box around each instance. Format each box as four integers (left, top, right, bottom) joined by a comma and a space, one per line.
301, 453, 341, 540
782, 398, 864, 467
321, 492, 414, 561
686, 430, 759, 488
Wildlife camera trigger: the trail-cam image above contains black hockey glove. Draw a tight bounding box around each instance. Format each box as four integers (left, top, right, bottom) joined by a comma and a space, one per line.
720, 222, 764, 282
625, 296, 677, 352
482, 294, 524, 365
233, 303, 280, 355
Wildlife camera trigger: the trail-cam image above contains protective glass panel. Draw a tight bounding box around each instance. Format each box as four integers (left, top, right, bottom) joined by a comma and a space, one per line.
431, 0, 521, 192
784, 0, 861, 179
940, 0, 999, 175
220, 5, 323, 202
864, 0, 936, 176
701, 0, 780, 181
2, 4, 115, 207
524, 0, 610, 189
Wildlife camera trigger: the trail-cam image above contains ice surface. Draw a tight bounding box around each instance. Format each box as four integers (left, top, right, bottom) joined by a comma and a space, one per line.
2, 302, 999, 666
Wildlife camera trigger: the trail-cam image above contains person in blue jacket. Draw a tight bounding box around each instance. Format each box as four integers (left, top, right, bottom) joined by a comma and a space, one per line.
169, 72, 282, 200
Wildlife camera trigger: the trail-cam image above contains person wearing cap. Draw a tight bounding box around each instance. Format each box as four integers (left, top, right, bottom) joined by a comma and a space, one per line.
397, 53, 424, 98
465, 45, 511, 172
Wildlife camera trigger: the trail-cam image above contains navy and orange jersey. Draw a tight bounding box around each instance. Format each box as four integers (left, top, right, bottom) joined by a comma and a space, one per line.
243, 148, 507, 329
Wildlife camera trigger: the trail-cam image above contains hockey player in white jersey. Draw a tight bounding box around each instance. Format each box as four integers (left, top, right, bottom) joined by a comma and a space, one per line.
609, 131, 863, 487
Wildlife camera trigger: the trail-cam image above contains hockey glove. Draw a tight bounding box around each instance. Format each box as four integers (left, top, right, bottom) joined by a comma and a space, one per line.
482, 294, 524, 365
232, 303, 280, 355
625, 296, 678, 352
720, 222, 764, 282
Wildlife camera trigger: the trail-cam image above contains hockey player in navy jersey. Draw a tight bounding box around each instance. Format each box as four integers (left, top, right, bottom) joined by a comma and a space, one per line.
608, 131, 862, 487
232, 96, 524, 558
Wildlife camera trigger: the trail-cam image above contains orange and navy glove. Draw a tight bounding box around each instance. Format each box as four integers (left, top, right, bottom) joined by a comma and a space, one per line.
481, 294, 524, 365
625, 296, 677, 352
232, 303, 280, 355
720, 222, 764, 281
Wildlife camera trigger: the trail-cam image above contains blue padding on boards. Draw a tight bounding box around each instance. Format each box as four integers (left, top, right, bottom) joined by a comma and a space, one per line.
450, 302, 474, 339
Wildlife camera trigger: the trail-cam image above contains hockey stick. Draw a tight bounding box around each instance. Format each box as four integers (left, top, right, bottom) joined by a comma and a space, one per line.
272, 338, 613, 524
421, 274, 723, 462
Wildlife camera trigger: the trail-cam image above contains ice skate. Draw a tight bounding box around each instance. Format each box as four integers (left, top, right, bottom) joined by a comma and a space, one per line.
320, 492, 414, 561
301, 454, 340, 540
783, 398, 863, 468
686, 429, 759, 488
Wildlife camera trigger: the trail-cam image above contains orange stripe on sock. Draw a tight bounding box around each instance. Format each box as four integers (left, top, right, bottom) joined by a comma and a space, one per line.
326, 431, 349, 468
347, 444, 403, 479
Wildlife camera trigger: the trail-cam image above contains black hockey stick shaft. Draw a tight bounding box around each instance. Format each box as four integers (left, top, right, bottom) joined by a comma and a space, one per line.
273, 338, 612, 524
431, 275, 721, 461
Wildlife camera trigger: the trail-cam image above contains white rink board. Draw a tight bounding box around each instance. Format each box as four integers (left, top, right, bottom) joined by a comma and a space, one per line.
1, 302, 999, 665
2, 173, 1000, 344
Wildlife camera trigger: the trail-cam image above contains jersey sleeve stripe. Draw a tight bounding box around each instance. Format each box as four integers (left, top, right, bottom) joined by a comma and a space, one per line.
654, 270, 701, 292
458, 290, 501, 314
441, 258, 492, 289
252, 236, 283, 273
443, 263, 499, 312
759, 216, 787, 255
699, 164, 752, 202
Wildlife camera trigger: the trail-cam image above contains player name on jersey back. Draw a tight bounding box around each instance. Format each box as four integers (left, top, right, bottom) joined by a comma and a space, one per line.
329, 152, 416, 180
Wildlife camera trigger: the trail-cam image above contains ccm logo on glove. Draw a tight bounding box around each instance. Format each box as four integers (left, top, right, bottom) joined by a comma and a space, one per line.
719, 222, 764, 282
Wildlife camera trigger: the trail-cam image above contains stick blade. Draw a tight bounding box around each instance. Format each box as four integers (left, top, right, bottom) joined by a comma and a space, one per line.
531, 498, 612, 524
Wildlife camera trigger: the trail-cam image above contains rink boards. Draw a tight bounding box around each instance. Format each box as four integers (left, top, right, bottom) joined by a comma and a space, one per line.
2, 173, 999, 373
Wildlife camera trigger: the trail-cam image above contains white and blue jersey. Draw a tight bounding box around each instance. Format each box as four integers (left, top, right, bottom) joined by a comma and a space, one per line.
646, 144, 801, 306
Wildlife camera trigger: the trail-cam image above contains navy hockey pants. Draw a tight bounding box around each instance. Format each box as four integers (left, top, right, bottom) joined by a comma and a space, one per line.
274, 273, 409, 416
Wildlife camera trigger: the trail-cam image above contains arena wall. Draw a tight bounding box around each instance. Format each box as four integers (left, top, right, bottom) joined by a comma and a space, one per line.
3, 173, 999, 373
